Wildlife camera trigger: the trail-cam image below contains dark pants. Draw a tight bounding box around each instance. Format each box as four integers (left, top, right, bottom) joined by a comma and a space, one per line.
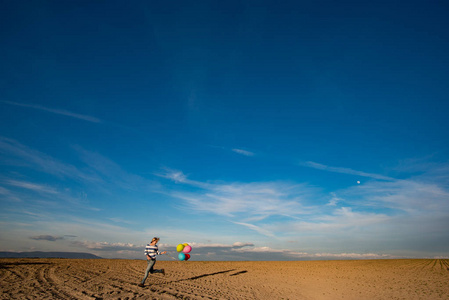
141, 259, 163, 284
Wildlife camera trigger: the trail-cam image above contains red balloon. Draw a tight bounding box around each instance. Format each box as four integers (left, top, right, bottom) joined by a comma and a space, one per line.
185, 254, 191, 261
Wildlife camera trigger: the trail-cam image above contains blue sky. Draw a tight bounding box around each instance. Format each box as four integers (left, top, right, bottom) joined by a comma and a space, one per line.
1, 0, 448, 260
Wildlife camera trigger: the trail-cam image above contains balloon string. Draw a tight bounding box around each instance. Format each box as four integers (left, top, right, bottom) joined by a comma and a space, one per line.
165, 253, 177, 260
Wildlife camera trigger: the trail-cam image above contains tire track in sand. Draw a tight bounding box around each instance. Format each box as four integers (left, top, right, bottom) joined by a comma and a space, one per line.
34, 263, 96, 299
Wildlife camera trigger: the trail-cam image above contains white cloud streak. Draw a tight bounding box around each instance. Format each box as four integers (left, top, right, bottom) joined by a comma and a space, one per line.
0, 186, 21, 202
190, 242, 255, 249
4, 180, 59, 194
162, 170, 310, 218
232, 149, 254, 156
74, 146, 159, 191
0, 137, 98, 182
71, 240, 142, 251
0, 138, 160, 194
1, 100, 101, 123
342, 179, 449, 213
232, 222, 275, 237
275, 207, 390, 234
301, 161, 395, 181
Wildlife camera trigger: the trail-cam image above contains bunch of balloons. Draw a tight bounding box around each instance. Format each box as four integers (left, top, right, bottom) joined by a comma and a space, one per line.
176, 243, 192, 261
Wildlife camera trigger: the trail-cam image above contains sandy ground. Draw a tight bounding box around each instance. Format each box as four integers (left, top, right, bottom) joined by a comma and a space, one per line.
1, 258, 448, 299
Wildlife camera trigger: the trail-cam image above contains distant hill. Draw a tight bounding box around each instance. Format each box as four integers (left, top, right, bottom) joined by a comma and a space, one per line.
0, 251, 102, 259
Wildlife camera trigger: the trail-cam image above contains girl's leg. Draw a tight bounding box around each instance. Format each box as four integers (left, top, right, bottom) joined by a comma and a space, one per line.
150, 260, 164, 274
141, 259, 156, 284
153, 268, 164, 274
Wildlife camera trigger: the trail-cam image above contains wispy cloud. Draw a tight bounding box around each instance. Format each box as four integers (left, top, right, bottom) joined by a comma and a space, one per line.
191, 242, 255, 249
156, 168, 190, 184
71, 240, 142, 251
0, 137, 98, 182
301, 161, 394, 181
0, 186, 21, 202
162, 170, 311, 219
326, 192, 341, 206
0, 187, 9, 195
232, 148, 255, 156
277, 207, 391, 234
341, 179, 449, 213
161, 170, 398, 233
289, 252, 394, 259
160, 170, 324, 240
108, 217, 135, 225
0, 138, 160, 194
232, 222, 275, 237
1, 100, 101, 123
4, 180, 59, 194
228, 246, 391, 259
74, 146, 158, 191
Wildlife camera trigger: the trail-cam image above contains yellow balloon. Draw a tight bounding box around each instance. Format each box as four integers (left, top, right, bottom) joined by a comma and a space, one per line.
176, 244, 185, 252
183, 243, 189, 246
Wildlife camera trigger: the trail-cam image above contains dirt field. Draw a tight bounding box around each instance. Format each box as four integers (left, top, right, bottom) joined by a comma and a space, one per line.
1, 258, 448, 299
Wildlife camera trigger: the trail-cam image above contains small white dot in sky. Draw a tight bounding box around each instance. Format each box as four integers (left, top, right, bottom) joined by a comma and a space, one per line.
357, 181, 361, 184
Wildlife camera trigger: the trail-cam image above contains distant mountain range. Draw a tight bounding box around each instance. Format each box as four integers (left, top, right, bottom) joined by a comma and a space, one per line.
0, 251, 102, 259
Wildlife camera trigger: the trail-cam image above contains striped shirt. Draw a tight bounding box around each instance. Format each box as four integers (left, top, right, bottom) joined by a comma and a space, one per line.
144, 244, 161, 259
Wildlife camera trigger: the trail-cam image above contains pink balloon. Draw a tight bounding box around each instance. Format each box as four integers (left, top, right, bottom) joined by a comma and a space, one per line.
182, 245, 192, 253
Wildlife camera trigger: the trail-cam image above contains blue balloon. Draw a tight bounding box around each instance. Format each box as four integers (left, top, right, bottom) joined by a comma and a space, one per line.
178, 253, 186, 261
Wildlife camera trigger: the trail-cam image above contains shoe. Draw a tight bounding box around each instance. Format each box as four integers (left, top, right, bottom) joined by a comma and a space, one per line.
138, 283, 144, 287
161, 269, 165, 275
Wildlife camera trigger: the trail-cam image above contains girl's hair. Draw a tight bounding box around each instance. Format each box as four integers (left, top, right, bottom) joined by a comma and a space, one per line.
151, 237, 160, 242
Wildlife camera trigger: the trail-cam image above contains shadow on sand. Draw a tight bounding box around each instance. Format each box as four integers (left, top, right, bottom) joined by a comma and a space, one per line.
175, 269, 236, 282
153, 269, 248, 285
230, 270, 248, 276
